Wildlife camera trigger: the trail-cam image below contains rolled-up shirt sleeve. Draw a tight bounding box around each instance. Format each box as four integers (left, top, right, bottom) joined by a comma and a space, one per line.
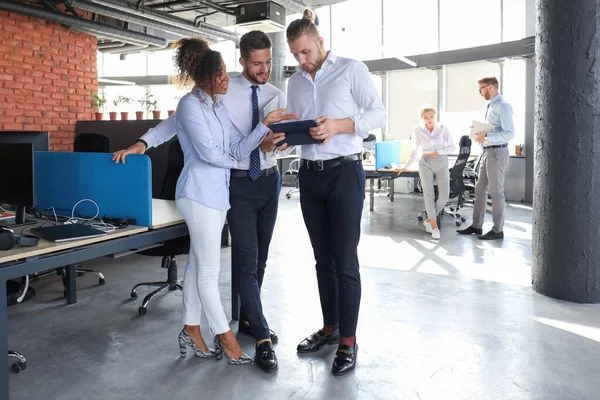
349, 62, 387, 139
176, 96, 238, 169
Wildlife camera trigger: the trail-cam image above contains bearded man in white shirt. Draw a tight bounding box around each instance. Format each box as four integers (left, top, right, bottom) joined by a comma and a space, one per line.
274, 9, 387, 376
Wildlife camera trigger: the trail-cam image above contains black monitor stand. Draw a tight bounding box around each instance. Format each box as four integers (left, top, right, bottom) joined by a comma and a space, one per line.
0, 206, 36, 228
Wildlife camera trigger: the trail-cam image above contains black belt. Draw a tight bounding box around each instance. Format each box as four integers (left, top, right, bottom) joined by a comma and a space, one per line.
230, 166, 278, 178
484, 144, 508, 149
300, 153, 361, 172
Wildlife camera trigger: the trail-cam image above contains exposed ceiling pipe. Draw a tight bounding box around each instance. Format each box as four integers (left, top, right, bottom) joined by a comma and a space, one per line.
98, 41, 127, 50
0, 1, 169, 48
272, 0, 307, 13
103, 44, 150, 54
78, 0, 240, 44
70, 0, 221, 43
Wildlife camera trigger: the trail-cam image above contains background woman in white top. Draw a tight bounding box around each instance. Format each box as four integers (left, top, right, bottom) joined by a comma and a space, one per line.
398, 104, 455, 239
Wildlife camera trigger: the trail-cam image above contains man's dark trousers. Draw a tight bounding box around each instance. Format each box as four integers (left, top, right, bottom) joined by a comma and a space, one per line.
298, 160, 365, 338
228, 172, 281, 341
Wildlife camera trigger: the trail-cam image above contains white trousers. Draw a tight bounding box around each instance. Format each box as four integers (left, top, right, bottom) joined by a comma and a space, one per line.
176, 196, 230, 335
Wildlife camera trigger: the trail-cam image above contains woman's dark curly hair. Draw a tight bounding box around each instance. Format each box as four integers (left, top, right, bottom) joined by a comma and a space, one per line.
172, 37, 223, 95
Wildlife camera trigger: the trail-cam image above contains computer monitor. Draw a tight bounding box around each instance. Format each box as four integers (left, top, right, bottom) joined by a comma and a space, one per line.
0, 131, 49, 151
0, 143, 36, 227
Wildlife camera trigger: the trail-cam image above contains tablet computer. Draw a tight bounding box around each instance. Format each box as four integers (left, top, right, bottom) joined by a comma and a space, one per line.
270, 119, 323, 146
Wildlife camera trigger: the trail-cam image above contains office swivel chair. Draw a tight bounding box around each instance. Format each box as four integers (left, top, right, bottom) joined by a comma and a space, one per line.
130, 139, 188, 315
285, 158, 300, 199
417, 135, 473, 227
7, 278, 29, 373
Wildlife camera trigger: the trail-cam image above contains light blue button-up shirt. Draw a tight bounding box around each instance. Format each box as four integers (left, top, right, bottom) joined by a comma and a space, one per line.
285, 52, 387, 161
485, 94, 515, 146
141, 74, 289, 170
174, 89, 269, 211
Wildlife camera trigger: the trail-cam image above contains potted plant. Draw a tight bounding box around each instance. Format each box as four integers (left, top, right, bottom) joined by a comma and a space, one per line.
109, 98, 118, 121
93, 92, 107, 120
135, 96, 145, 120
138, 89, 155, 120
115, 95, 132, 120
151, 100, 161, 120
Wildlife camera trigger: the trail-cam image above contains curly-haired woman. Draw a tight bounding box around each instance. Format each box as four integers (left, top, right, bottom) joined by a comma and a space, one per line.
170, 38, 295, 364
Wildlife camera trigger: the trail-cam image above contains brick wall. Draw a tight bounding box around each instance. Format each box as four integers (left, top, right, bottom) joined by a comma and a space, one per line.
0, 11, 97, 151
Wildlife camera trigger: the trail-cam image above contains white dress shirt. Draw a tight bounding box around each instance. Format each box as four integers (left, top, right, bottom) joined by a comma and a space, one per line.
141, 74, 288, 170
285, 52, 387, 161
403, 123, 456, 169
174, 89, 269, 211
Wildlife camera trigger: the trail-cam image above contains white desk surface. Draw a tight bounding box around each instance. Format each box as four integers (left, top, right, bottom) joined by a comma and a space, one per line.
0, 224, 148, 265
0, 200, 185, 264
150, 199, 185, 230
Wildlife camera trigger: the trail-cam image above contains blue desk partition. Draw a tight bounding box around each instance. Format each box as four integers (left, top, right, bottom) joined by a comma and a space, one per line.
375, 141, 401, 170
34, 152, 153, 227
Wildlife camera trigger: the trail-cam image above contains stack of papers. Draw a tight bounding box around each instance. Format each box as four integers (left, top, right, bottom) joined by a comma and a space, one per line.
470, 120, 492, 145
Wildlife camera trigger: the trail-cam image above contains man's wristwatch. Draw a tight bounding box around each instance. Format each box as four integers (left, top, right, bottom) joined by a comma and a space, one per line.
134, 138, 148, 150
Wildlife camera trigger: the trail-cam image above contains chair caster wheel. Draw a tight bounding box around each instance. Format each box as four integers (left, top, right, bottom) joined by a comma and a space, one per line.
417, 216, 423, 222
11, 362, 26, 373
455, 221, 461, 226
99, 278, 106, 285
130, 291, 138, 300
76, 271, 85, 277
461, 217, 466, 222
286, 194, 291, 199
139, 307, 147, 315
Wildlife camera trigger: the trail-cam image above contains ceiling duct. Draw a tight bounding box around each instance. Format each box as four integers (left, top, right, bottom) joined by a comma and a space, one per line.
75, 0, 240, 44
70, 0, 222, 43
273, 0, 307, 13
0, 1, 168, 48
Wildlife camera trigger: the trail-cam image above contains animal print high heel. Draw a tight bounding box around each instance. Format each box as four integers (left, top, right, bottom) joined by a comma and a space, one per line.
213, 336, 253, 365
178, 329, 217, 358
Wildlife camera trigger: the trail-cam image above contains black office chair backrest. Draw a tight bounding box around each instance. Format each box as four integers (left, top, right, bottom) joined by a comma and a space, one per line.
160, 139, 184, 201
74, 133, 111, 153
448, 135, 471, 199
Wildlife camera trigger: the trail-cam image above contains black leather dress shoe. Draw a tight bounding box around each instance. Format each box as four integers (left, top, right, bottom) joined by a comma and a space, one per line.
478, 230, 504, 240
332, 344, 358, 376
296, 329, 340, 353
238, 322, 279, 344
456, 226, 482, 235
255, 341, 278, 372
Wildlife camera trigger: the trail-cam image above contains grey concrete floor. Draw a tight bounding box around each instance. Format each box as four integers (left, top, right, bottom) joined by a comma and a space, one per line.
7, 190, 600, 400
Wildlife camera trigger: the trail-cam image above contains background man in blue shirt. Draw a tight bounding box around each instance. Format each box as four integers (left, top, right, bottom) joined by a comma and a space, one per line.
458, 76, 515, 240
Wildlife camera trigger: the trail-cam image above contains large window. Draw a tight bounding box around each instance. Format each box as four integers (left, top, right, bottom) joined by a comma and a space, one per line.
442, 61, 500, 153
331, 0, 382, 61
388, 68, 438, 141
146, 48, 176, 76
383, 0, 438, 57
101, 52, 147, 77
502, 58, 526, 153
439, 0, 501, 51
502, 0, 527, 41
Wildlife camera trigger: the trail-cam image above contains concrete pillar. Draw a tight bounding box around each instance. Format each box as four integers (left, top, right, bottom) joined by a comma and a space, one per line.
268, 31, 287, 94
532, 0, 600, 302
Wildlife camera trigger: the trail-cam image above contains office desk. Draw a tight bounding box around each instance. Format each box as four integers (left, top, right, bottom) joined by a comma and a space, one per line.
363, 166, 419, 212
0, 203, 188, 399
